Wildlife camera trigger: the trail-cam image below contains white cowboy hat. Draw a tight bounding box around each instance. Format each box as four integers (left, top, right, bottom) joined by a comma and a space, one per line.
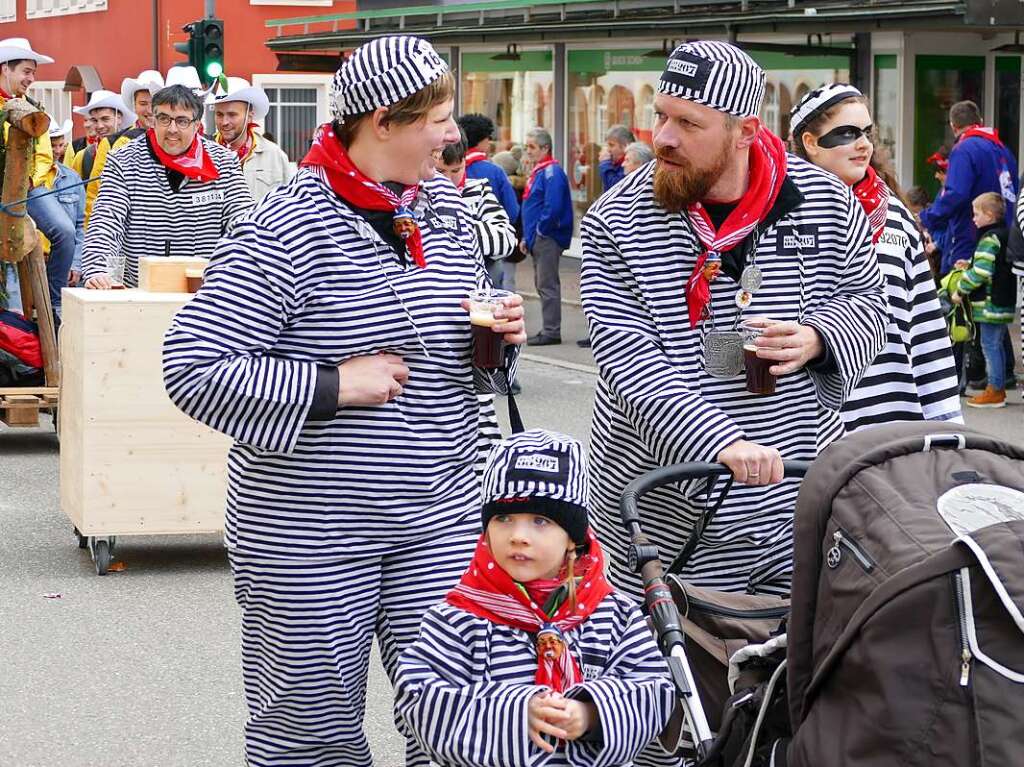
47, 118, 72, 139
165, 65, 203, 91
0, 37, 54, 66
72, 89, 137, 126
120, 69, 165, 110
213, 77, 269, 121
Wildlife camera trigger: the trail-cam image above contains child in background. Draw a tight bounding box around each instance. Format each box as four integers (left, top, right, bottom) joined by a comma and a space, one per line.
952, 192, 1018, 407
395, 429, 674, 766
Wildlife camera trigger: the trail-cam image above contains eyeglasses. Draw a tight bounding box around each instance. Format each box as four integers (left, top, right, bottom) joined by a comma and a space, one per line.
817, 124, 874, 149
155, 113, 197, 129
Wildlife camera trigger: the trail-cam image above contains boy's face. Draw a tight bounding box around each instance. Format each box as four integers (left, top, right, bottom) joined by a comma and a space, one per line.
972, 204, 997, 230
486, 512, 572, 583
436, 157, 465, 186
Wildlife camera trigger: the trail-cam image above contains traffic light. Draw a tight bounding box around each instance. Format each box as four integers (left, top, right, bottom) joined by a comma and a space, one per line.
171, 18, 225, 86
197, 18, 225, 84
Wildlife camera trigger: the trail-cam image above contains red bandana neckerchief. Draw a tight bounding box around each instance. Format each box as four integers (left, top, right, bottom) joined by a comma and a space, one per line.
219, 123, 259, 164
0, 87, 11, 101
852, 166, 890, 244
300, 124, 425, 268
465, 150, 488, 169
446, 529, 613, 693
523, 157, 558, 201
683, 128, 788, 328
146, 129, 219, 182
960, 125, 1004, 148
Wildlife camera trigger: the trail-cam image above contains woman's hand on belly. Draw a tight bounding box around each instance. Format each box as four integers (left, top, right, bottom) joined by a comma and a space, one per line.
338, 353, 410, 406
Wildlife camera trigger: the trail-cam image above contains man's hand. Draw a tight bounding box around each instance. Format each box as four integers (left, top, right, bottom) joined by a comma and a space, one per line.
337, 353, 409, 407
68, 270, 81, 288
717, 439, 784, 486
753, 321, 824, 377
528, 692, 569, 753
519, 240, 529, 256
460, 294, 527, 346
84, 274, 112, 290
953, 259, 970, 270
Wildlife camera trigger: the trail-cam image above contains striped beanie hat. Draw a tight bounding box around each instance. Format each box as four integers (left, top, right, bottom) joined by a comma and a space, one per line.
481, 429, 590, 546
789, 83, 863, 139
658, 40, 765, 118
331, 35, 448, 121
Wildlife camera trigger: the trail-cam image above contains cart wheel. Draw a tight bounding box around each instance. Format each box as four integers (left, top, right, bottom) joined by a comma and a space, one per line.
74, 527, 87, 549
94, 540, 111, 576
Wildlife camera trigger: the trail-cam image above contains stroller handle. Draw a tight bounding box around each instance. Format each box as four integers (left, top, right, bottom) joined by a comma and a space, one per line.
620, 460, 811, 533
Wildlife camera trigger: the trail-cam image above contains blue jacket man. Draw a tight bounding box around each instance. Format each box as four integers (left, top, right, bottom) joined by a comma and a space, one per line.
598, 125, 636, 192
920, 102, 1018, 274
521, 129, 573, 345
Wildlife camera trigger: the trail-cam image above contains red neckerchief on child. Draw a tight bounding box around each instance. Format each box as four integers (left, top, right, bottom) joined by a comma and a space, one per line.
146, 129, 219, 182
219, 123, 259, 164
523, 157, 558, 201
300, 124, 425, 268
959, 125, 1005, 148
852, 166, 890, 245
465, 150, 488, 169
456, 170, 467, 190
0, 87, 11, 100
683, 128, 787, 328
446, 528, 613, 693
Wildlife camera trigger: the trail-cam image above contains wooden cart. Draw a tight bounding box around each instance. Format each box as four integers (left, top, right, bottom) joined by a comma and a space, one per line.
59, 289, 232, 574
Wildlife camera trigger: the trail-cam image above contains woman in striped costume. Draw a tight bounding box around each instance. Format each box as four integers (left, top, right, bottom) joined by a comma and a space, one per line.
581, 42, 888, 600
789, 84, 962, 432
396, 430, 675, 766
163, 36, 525, 767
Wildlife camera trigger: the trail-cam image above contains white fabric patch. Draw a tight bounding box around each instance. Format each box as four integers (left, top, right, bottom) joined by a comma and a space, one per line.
666, 59, 700, 77
938, 483, 1024, 536
514, 454, 559, 473
783, 233, 815, 249
191, 190, 225, 206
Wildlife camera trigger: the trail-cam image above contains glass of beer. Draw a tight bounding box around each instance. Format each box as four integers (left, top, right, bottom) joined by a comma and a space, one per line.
106, 253, 127, 289
467, 288, 512, 370
185, 267, 205, 294
740, 318, 779, 395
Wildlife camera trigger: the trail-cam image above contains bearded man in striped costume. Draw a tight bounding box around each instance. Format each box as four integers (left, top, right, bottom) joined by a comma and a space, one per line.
581, 41, 888, 598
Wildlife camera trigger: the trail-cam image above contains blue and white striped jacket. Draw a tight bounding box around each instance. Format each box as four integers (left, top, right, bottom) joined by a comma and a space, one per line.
580, 156, 888, 596
395, 591, 676, 767
163, 169, 517, 559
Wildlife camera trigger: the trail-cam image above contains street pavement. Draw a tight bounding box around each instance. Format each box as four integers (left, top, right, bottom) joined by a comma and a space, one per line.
1, 261, 1020, 766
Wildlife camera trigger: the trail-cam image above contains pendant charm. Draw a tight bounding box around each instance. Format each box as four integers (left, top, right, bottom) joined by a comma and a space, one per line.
735, 289, 753, 309
393, 207, 417, 240
739, 265, 762, 292
536, 624, 567, 661
704, 330, 745, 378
702, 252, 722, 283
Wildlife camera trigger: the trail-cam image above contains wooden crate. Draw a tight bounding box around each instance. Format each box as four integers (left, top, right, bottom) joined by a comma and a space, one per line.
0, 392, 43, 426
59, 289, 232, 537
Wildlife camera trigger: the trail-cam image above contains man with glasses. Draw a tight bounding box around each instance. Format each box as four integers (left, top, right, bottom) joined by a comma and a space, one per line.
82, 85, 253, 289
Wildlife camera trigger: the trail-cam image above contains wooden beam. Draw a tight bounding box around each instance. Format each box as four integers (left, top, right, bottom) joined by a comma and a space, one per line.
23, 243, 59, 388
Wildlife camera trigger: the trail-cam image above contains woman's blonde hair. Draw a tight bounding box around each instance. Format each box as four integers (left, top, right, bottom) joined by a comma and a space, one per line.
335, 70, 455, 146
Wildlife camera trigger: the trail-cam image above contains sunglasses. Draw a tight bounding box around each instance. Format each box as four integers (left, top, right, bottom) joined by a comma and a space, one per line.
817, 124, 874, 149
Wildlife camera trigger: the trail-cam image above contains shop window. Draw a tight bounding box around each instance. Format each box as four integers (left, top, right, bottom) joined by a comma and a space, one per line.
26, 0, 107, 19
994, 57, 1020, 164
460, 50, 554, 151
873, 55, 900, 172
252, 75, 331, 163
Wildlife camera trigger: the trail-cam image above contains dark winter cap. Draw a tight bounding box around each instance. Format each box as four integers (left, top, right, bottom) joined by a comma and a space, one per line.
481, 429, 590, 546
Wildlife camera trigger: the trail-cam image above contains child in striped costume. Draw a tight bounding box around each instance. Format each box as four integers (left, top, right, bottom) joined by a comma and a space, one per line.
396, 430, 675, 766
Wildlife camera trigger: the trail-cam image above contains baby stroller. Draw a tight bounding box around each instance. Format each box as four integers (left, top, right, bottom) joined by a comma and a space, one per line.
621, 422, 1024, 767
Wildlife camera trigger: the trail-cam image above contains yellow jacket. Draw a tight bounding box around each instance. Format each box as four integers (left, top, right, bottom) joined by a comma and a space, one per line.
70, 132, 133, 224
0, 92, 56, 189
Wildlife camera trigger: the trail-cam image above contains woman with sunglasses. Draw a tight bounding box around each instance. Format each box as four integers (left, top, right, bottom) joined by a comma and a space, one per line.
790, 84, 961, 431
163, 36, 526, 765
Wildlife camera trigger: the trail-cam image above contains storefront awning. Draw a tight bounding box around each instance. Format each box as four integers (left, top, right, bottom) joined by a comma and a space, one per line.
265, 0, 975, 51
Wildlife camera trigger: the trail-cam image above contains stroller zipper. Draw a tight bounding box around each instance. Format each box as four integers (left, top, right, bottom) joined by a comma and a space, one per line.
826, 528, 876, 572
685, 595, 789, 620
953, 570, 972, 687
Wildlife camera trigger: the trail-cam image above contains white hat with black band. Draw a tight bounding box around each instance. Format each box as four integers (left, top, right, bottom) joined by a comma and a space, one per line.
330, 35, 448, 122
0, 37, 54, 66
658, 40, 766, 118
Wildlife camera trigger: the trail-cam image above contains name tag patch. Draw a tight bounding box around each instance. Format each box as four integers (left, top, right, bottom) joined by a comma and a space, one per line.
783, 234, 816, 250
191, 190, 225, 206
660, 51, 712, 92
877, 230, 909, 249
429, 214, 458, 231
514, 454, 560, 473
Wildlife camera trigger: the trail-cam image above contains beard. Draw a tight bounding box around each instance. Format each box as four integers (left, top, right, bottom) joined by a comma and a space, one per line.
653, 138, 733, 213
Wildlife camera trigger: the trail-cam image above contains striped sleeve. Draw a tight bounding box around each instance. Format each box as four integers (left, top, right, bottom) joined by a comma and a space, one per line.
219, 155, 256, 229
162, 220, 320, 453
564, 601, 675, 767
956, 234, 999, 293
468, 180, 517, 261
799, 189, 888, 410
580, 212, 745, 466
394, 607, 548, 767
902, 219, 963, 423
81, 149, 131, 280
